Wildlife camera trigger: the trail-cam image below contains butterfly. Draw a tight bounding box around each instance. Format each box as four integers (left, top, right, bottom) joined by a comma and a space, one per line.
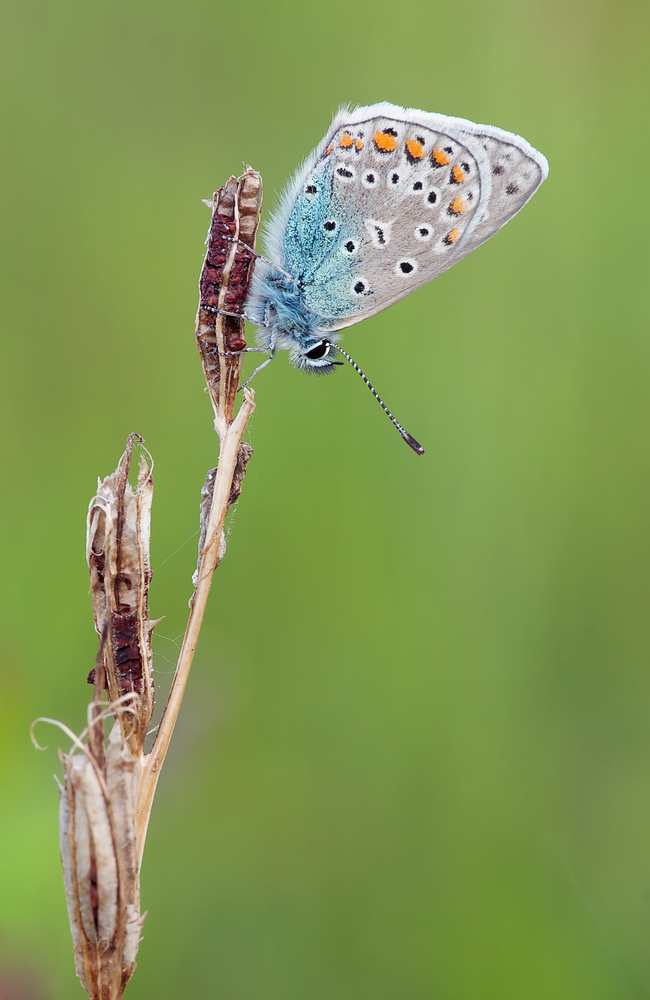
228, 102, 548, 454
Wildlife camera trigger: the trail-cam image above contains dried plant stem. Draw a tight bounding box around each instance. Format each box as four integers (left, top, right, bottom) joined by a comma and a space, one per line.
135, 388, 256, 859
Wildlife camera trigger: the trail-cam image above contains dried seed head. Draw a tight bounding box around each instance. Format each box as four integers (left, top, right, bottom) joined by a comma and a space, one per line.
86, 435, 155, 753
196, 167, 262, 428
52, 722, 145, 1000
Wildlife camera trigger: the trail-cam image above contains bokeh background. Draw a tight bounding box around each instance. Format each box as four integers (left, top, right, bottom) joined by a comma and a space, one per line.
1, 0, 649, 996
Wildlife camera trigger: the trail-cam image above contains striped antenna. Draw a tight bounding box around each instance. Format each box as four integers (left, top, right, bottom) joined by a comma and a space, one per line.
329, 343, 424, 456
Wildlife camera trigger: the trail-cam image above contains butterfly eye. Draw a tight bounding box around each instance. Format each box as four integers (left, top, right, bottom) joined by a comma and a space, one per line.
304, 341, 330, 360
324, 220, 337, 232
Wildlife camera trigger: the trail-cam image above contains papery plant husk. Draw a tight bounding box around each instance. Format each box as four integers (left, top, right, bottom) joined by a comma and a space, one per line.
49, 435, 155, 999
86, 436, 156, 753
57, 722, 145, 1000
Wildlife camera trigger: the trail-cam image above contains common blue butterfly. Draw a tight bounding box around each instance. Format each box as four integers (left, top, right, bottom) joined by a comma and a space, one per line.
227, 103, 548, 453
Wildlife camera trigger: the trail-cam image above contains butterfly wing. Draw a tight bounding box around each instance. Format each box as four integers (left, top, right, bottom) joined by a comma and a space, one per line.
265, 103, 548, 333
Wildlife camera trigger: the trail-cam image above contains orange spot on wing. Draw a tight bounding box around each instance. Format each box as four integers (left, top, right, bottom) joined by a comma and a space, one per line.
406, 138, 424, 160
355, 139, 363, 150
432, 147, 451, 166
340, 133, 354, 148
451, 165, 466, 183
449, 196, 468, 216
374, 130, 397, 152
444, 228, 461, 245
325, 142, 334, 155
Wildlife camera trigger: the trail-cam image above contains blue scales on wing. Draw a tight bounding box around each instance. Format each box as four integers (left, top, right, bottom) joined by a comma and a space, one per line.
281, 154, 371, 323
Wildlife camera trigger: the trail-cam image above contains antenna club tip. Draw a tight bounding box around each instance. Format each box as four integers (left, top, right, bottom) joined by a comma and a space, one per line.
402, 433, 425, 455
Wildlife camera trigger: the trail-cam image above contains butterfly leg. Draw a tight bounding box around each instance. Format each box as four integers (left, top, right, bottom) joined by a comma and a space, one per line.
203, 302, 275, 382
220, 347, 267, 356
203, 304, 261, 325
237, 337, 277, 391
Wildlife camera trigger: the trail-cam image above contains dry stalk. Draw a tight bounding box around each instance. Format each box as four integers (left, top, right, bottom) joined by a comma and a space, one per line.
135, 390, 255, 855
136, 166, 262, 853
33, 168, 262, 999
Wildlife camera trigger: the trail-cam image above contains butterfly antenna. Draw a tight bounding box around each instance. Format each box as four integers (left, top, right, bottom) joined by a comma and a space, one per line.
329, 344, 425, 456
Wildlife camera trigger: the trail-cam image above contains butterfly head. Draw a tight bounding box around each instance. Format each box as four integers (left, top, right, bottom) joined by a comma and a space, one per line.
292, 338, 344, 375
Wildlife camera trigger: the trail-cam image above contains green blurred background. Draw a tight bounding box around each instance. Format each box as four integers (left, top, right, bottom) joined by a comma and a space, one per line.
1, 0, 648, 996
